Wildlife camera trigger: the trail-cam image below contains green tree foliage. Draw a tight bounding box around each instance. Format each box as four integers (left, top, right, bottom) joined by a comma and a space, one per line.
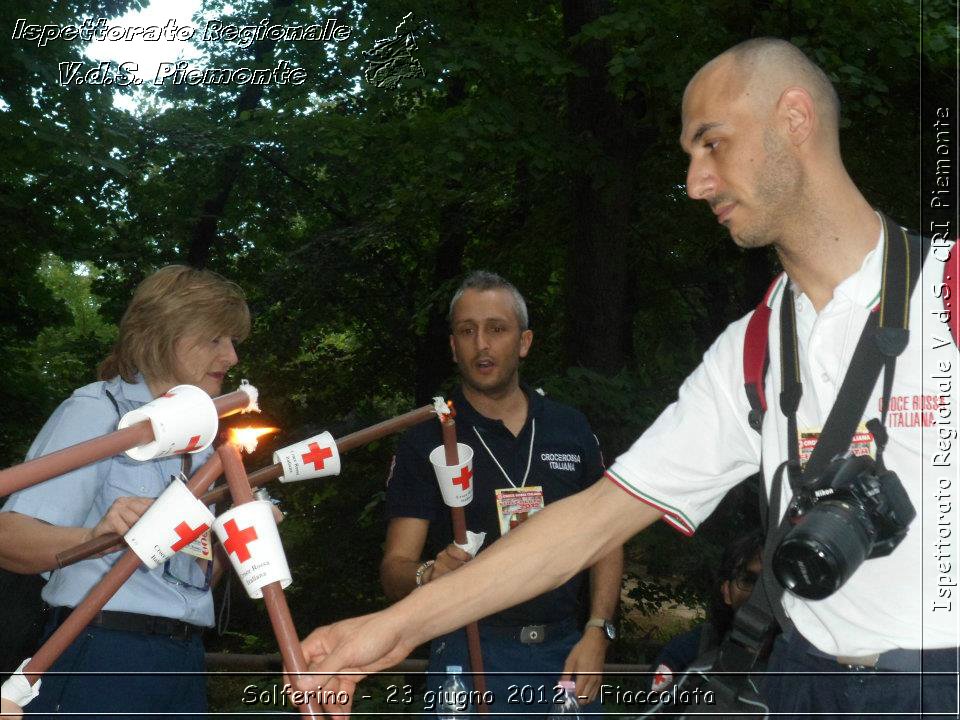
0, 0, 144, 463
2, 0, 950, 668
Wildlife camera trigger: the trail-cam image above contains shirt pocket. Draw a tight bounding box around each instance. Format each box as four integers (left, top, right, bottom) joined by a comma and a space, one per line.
99, 454, 175, 509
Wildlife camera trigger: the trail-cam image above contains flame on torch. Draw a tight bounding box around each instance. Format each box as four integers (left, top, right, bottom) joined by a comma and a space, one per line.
433, 396, 456, 422
228, 426, 279, 454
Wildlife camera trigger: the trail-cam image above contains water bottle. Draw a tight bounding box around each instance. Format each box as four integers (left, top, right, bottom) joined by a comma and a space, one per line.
547, 680, 582, 718
437, 665, 469, 719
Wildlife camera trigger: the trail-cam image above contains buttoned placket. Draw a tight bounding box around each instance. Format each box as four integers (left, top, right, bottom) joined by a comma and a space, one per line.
793, 293, 874, 434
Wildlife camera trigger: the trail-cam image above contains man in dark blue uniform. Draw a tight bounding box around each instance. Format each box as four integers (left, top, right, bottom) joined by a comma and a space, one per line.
381, 271, 623, 718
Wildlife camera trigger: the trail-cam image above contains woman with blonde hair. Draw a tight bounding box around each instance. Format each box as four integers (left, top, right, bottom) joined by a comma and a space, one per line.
0, 265, 250, 719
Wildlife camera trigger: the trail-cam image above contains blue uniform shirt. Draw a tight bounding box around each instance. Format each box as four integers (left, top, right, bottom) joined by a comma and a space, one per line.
2, 376, 215, 626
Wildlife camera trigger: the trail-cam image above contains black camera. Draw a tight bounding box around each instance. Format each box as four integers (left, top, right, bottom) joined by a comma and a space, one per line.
772, 454, 915, 600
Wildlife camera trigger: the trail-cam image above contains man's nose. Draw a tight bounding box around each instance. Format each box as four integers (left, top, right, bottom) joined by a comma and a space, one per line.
686, 156, 716, 201
475, 329, 491, 350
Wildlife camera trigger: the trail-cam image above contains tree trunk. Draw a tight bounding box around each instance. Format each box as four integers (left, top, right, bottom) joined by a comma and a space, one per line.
561, 0, 641, 373
186, 0, 294, 268
412, 76, 469, 404
412, 201, 468, 405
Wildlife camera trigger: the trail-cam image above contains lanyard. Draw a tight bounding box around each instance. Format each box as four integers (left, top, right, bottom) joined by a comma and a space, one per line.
472, 419, 536, 489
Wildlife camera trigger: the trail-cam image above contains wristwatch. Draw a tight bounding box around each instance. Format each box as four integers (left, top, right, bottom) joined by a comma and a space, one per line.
584, 617, 617, 641
415, 560, 435, 587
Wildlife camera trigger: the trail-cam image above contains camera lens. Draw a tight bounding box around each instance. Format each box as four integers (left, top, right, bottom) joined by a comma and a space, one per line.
773, 502, 873, 599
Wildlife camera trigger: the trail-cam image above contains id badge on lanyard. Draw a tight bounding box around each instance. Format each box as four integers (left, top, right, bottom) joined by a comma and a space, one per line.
494, 486, 544, 536
798, 422, 876, 471
473, 419, 539, 536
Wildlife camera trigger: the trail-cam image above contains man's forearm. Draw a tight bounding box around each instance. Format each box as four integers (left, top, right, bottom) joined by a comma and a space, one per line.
0, 512, 92, 574
380, 557, 423, 602
389, 479, 659, 649
587, 544, 624, 623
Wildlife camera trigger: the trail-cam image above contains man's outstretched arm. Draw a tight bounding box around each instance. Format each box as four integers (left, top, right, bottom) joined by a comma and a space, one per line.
298, 477, 661, 717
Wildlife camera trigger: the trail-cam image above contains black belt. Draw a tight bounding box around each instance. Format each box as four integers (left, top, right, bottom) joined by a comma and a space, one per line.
51, 606, 204, 642
789, 629, 946, 672
478, 617, 576, 645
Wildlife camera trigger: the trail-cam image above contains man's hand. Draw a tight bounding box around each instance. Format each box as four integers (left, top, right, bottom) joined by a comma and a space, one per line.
298, 612, 413, 719
0, 697, 23, 719
88, 496, 154, 542
425, 543, 472, 583
560, 631, 609, 704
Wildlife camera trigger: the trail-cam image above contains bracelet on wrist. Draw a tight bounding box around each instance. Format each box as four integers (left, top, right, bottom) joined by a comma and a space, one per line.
415, 560, 435, 587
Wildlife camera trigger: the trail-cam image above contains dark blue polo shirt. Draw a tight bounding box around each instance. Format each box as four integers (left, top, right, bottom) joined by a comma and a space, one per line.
386, 385, 604, 626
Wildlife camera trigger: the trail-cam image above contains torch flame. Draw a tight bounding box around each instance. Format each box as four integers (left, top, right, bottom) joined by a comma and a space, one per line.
433, 396, 456, 422
229, 426, 279, 454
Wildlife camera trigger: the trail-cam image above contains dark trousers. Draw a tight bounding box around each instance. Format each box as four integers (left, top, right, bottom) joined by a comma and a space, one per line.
26, 615, 207, 719
425, 618, 599, 719
761, 632, 959, 719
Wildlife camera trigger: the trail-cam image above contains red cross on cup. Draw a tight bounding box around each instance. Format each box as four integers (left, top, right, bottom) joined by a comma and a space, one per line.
170, 520, 209, 552
301, 442, 333, 471
222, 518, 258, 563
428, 442, 475, 508
452, 465, 472, 491
176, 435, 202, 454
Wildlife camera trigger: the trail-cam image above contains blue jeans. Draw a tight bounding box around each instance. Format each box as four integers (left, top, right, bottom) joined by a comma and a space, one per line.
761, 632, 959, 719
426, 618, 600, 719
26, 615, 207, 719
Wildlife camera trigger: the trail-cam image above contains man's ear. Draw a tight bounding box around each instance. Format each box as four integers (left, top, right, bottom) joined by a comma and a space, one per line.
721, 580, 733, 607
778, 86, 815, 146
519, 329, 533, 359
449, 334, 458, 363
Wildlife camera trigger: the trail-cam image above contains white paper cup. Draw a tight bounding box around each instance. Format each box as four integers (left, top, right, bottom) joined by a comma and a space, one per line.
213, 501, 292, 599
118, 384, 218, 461
125, 480, 216, 569
1, 657, 40, 707
273, 431, 342, 483
429, 443, 475, 507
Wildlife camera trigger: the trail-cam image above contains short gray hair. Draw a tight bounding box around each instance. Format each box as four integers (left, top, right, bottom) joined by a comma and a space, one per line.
448, 271, 529, 331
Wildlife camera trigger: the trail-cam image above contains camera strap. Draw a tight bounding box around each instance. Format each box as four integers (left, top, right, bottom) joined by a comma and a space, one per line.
780, 213, 923, 489
710, 215, 925, 687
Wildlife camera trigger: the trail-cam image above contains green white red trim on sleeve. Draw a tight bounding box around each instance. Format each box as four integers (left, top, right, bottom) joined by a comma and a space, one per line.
605, 470, 696, 536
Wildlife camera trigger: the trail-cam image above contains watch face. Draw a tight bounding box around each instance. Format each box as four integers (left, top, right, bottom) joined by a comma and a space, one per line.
603, 621, 617, 641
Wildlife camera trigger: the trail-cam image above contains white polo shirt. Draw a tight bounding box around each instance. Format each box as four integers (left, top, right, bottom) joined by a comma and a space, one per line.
608, 221, 959, 656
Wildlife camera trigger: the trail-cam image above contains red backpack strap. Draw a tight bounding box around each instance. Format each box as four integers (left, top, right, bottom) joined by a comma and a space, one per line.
946, 241, 959, 347
743, 274, 784, 432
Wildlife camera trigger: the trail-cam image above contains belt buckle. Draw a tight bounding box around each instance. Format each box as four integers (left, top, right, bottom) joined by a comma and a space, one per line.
836, 653, 879, 671
520, 625, 546, 645
149, 616, 180, 639
167, 620, 191, 641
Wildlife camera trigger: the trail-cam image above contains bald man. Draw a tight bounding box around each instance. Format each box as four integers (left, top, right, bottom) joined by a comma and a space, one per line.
296, 38, 958, 718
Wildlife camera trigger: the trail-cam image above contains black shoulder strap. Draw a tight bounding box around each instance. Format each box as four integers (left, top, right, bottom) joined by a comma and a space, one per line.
783, 216, 923, 485
103, 388, 122, 418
